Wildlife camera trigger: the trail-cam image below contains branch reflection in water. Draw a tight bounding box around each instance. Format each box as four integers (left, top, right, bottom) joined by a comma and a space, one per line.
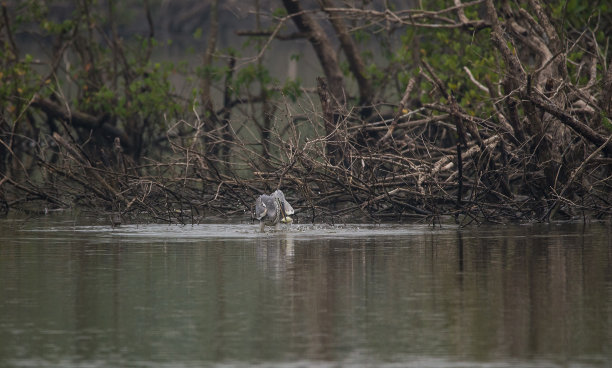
0, 219, 610, 367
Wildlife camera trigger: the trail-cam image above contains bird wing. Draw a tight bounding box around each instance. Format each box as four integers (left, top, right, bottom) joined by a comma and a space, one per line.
272, 190, 294, 215
282, 200, 294, 215
255, 196, 268, 220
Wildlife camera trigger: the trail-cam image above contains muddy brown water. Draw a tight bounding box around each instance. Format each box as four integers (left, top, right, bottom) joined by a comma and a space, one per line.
1, 216, 611, 367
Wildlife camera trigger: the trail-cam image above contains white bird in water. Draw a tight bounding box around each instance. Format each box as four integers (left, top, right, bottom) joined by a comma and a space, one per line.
254, 189, 295, 232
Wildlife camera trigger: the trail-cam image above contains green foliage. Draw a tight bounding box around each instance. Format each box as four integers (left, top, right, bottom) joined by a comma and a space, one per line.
234, 63, 279, 96
272, 7, 288, 18
412, 25, 497, 112
550, 0, 611, 35
0, 0, 195, 163
0, 51, 42, 116
602, 113, 612, 133
197, 64, 225, 83
353, 29, 370, 43
2, 0, 609, 164
339, 60, 350, 76
193, 27, 203, 40
365, 63, 385, 85
282, 78, 302, 102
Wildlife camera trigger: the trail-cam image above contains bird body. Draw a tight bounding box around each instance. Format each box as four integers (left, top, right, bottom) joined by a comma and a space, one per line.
255, 189, 294, 231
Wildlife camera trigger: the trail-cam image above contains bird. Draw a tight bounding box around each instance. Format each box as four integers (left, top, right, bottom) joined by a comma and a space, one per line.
254, 189, 294, 232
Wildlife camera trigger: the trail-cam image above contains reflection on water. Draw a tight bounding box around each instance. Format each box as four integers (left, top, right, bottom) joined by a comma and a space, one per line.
0, 217, 611, 367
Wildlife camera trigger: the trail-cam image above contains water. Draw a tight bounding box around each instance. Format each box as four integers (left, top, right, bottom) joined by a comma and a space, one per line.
0, 216, 611, 368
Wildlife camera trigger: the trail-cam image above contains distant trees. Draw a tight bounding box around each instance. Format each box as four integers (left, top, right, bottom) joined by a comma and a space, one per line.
0, 0, 610, 222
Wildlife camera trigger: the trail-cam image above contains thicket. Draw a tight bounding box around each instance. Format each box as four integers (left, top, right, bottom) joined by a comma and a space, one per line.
0, 0, 611, 224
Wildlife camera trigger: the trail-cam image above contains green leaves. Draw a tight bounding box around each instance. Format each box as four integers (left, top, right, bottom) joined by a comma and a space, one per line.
282, 79, 302, 102
193, 27, 203, 40
601, 112, 612, 133
272, 7, 288, 18
234, 63, 278, 96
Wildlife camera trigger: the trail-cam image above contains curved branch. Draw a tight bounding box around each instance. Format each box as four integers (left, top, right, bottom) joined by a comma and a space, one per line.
282, 0, 345, 105
320, 0, 373, 108
528, 91, 612, 156
32, 95, 133, 150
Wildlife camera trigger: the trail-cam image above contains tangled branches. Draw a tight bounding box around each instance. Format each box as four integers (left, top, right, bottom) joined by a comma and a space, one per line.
0, 0, 611, 224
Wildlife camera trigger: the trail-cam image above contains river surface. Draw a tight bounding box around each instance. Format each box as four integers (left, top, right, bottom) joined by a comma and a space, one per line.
0, 216, 611, 368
